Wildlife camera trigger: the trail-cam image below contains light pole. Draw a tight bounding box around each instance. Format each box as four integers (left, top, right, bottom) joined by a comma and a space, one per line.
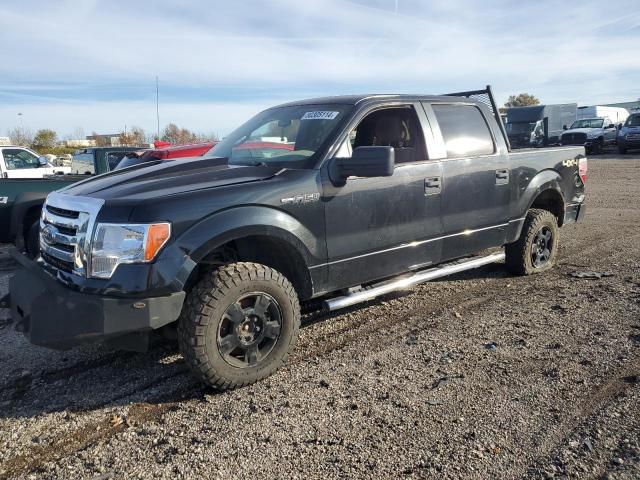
17, 112, 23, 128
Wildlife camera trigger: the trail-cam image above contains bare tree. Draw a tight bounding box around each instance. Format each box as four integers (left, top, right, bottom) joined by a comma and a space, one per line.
72, 126, 85, 140
130, 126, 147, 145
161, 123, 197, 145
91, 131, 110, 147
7, 126, 34, 146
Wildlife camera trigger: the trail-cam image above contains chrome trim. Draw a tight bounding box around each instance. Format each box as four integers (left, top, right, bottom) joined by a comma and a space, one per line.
39, 240, 75, 263
40, 192, 104, 276
311, 222, 509, 269
325, 251, 505, 310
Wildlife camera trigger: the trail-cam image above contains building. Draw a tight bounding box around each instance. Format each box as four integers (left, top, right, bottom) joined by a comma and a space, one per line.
62, 139, 96, 148
604, 100, 640, 113
86, 133, 122, 147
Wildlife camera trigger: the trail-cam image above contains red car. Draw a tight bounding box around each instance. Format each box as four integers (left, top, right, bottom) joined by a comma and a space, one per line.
114, 141, 217, 170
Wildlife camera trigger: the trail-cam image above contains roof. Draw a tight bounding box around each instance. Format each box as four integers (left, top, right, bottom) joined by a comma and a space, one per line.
274, 94, 478, 108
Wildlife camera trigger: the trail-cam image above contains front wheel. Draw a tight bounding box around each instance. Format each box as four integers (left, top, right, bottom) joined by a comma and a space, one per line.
178, 262, 300, 390
591, 138, 604, 154
505, 209, 559, 276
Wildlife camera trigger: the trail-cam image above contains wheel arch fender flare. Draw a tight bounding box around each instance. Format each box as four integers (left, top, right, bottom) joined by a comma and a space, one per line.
167, 205, 323, 292
9, 192, 48, 244
510, 169, 566, 240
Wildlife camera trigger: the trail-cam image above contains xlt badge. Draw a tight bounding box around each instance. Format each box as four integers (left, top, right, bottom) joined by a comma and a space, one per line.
280, 193, 320, 205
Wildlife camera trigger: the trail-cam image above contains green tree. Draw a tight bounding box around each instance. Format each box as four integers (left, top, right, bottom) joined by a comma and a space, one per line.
505, 93, 540, 108
32, 129, 58, 149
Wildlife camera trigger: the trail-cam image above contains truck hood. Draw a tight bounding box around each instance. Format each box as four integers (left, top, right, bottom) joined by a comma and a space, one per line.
563, 127, 602, 136
61, 156, 282, 201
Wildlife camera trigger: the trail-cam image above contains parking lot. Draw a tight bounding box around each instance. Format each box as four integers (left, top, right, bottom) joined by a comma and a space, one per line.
0, 153, 638, 479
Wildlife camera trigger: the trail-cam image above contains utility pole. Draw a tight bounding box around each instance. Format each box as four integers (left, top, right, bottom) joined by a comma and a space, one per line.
156, 76, 160, 140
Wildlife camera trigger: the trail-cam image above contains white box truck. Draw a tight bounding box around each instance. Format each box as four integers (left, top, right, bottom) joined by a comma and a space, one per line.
577, 106, 629, 125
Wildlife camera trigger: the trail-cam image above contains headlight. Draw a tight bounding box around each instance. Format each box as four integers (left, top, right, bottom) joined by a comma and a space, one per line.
90, 223, 171, 279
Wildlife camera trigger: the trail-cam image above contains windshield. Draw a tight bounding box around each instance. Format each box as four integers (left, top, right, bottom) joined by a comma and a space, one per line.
207, 104, 353, 168
625, 114, 640, 127
570, 118, 603, 129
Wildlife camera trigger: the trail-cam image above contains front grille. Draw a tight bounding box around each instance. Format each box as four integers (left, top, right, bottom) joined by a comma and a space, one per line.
41, 252, 74, 273
39, 192, 104, 277
46, 205, 80, 219
562, 133, 587, 145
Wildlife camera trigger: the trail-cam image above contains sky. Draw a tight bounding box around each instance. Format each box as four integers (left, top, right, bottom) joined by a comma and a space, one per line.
0, 0, 639, 138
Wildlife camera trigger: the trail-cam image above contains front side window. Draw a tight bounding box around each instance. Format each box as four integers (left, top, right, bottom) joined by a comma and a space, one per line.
337, 106, 427, 164
208, 104, 353, 169
2, 148, 40, 170
432, 104, 495, 158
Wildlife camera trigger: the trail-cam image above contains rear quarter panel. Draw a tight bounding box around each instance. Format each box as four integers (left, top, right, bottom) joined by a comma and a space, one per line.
508, 145, 586, 224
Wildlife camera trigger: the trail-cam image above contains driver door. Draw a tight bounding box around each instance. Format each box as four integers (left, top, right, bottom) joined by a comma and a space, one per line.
603, 117, 616, 145
0, 148, 45, 178
322, 104, 443, 290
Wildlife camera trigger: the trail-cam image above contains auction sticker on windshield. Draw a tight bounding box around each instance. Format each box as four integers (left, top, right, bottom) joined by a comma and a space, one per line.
301, 111, 340, 120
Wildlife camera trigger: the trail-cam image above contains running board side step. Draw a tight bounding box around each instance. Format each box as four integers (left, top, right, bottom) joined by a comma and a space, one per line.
324, 251, 505, 311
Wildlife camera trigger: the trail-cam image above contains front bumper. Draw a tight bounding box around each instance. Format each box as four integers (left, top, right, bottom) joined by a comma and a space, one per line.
618, 136, 640, 148
8, 248, 185, 350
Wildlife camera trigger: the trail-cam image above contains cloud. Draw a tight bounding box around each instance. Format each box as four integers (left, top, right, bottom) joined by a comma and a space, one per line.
0, 0, 638, 135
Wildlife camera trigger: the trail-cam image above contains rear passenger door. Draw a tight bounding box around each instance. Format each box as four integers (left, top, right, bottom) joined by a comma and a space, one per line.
423, 102, 511, 260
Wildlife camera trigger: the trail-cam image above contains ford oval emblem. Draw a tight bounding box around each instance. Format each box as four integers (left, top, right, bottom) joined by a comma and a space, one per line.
41, 224, 58, 244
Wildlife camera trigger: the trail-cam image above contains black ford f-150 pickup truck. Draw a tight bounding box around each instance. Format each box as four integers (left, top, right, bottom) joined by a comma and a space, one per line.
5, 87, 587, 390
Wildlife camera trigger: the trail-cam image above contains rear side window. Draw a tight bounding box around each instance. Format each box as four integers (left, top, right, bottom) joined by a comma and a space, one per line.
432, 104, 495, 157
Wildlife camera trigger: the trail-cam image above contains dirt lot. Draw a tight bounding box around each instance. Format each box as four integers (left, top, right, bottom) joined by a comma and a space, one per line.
0, 154, 638, 479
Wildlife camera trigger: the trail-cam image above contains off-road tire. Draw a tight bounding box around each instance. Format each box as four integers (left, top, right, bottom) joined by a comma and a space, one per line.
178, 262, 300, 390
505, 209, 559, 276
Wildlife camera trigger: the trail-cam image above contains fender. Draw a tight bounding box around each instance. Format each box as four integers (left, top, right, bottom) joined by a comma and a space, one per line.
160, 205, 325, 292
8, 191, 49, 245
508, 168, 565, 242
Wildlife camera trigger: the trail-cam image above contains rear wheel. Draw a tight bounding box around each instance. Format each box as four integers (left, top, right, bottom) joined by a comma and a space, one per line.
505, 209, 558, 276
178, 262, 300, 390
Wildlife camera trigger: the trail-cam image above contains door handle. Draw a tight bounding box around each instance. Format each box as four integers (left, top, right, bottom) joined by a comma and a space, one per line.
424, 176, 441, 195
495, 169, 509, 184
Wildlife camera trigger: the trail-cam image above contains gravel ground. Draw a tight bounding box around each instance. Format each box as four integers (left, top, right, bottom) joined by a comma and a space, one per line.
0, 154, 638, 479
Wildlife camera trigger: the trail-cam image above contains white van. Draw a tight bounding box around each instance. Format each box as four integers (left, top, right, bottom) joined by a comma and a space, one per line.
577, 106, 629, 125
0, 146, 71, 178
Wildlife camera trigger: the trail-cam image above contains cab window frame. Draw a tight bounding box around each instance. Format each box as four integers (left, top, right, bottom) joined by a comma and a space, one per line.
325, 102, 433, 168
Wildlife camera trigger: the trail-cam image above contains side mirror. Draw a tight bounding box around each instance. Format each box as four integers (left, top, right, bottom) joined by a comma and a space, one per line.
330, 146, 394, 183
607, 124, 615, 129
563, 125, 568, 130
38, 156, 48, 167
617, 123, 623, 130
